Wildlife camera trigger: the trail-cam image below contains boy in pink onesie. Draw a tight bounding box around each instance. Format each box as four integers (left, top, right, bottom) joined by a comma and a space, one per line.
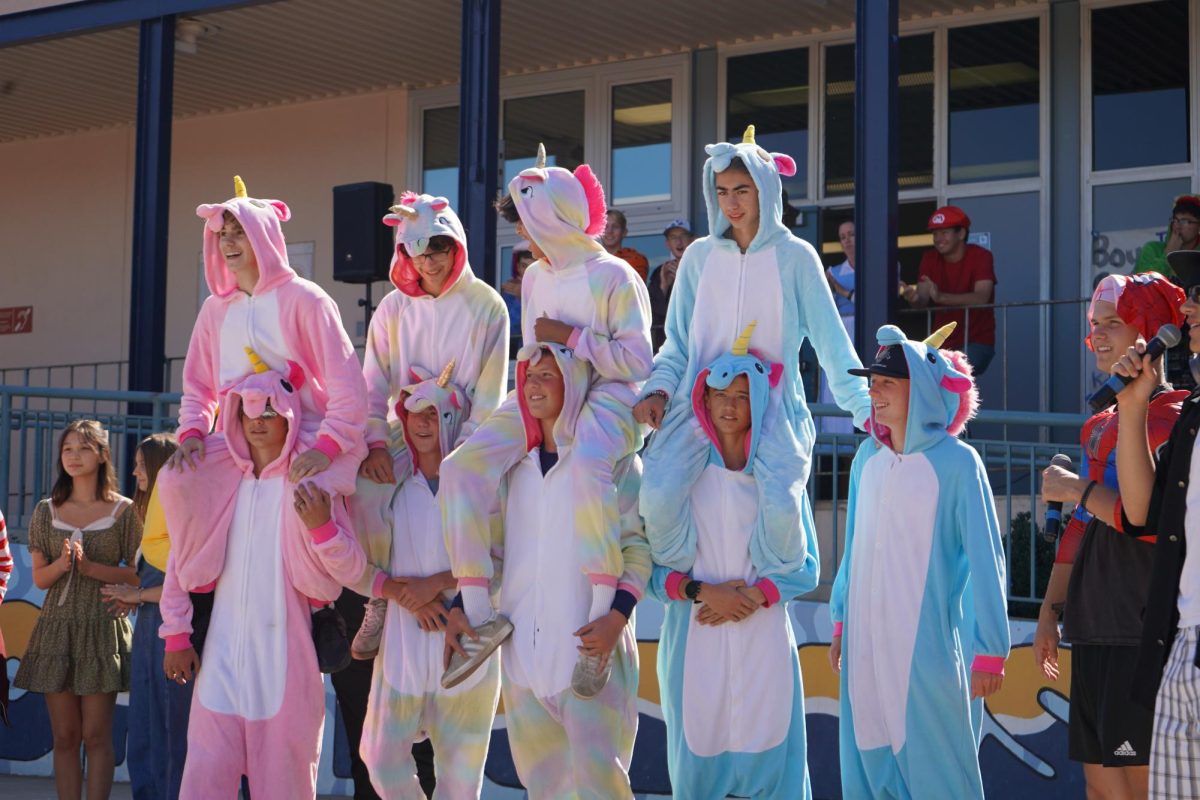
165, 175, 367, 495
159, 356, 366, 800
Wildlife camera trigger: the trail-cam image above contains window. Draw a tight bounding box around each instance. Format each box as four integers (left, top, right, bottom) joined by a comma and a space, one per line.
610, 80, 673, 205
823, 34, 934, 196
503, 91, 586, 185
1091, 0, 1190, 171
725, 47, 809, 199
421, 106, 459, 208
948, 19, 1039, 184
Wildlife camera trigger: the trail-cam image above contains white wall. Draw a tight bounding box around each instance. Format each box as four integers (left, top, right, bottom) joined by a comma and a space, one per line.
0, 88, 408, 378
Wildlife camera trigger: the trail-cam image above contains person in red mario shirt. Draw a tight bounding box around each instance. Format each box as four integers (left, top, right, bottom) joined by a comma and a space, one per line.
902, 206, 998, 375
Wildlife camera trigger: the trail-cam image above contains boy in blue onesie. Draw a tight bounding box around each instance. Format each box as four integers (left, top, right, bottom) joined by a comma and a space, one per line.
638, 125, 871, 597
648, 322, 816, 800
830, 323, 1010, 799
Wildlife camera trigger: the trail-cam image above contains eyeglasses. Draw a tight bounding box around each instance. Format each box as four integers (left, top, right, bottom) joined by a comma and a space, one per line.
1188, 285, 1200, 304
1173, 217, 1200, 227
405, 244, 453, 263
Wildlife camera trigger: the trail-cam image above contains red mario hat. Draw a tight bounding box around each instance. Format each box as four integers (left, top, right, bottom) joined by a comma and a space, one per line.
927, 206, 970, 231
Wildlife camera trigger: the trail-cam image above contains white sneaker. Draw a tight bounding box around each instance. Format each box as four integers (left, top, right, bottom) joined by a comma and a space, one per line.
571, 652, 612, 699
351, 598, 387, 660
441, 614, 513, 689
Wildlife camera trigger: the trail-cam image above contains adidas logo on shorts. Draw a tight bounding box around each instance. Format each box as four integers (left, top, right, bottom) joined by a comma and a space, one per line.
1114, 741, 1138, 757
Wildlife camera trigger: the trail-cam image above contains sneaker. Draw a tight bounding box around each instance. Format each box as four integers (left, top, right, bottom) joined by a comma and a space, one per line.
441, 614, 513, 689
571, 652, 612, 700
351, 597, 387, 660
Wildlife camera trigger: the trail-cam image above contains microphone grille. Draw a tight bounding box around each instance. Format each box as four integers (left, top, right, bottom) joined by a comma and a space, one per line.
1158, 324, 1183, 348
1050, 453, 1073, 469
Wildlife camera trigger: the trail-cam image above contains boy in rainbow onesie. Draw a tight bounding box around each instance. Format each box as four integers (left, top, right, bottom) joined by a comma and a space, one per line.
351, 192, 509, 652
358, 361, 502, 799
637, 126, 871, 603
648, 322, 816, 800
444, 342, 650, 799
829, 323, 1010, 800
159, 356, 367, 800
440, 144, 653, 690
161, 175, 368, 541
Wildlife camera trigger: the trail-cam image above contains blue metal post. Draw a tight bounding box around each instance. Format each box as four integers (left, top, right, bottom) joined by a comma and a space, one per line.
458, 0, 501, 288
853, 0, 899, 358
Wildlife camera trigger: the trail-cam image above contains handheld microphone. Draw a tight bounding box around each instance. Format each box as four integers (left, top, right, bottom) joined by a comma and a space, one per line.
1042, 454, 1074, 544
1087, 324, 1182, 412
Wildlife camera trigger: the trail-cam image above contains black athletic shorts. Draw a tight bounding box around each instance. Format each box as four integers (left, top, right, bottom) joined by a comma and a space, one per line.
1068, 643, 1153, 767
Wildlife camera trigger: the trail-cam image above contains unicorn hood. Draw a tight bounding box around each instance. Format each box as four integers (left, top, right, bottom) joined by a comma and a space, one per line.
196, 176, 296, 298
515, 342, 594, 454
855, 323, 979, 455
382, 192, 471, 298
507, 143, 607, 270
394, 360, 471, 471
690, 321, 784, 473
702, 125, 798, 254
221, 349, 308, 477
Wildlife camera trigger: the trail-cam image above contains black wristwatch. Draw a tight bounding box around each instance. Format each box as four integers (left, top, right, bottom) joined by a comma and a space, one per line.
683, 579, 703, 601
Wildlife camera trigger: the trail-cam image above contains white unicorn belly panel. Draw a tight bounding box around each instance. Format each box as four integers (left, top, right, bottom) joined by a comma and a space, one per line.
499, 454, 592, 699
682, 466, 793, 756
392, 294, 492, 399
691, 248, 785, 371
846, 449, 939, 753
383, 478, 483, 696
524, 265, 598, 341
198, 477, 289, 720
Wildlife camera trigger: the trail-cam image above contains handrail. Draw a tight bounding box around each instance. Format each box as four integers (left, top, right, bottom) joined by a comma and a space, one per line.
807, 402, 1090, 428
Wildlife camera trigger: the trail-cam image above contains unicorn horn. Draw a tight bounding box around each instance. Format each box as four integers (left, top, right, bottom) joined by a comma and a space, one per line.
731, 321, 758, 356
436, 359, 456, 388
244, 346, 270, 374
742, 125, 756, 145
923, 322, 957, 349
388, 204, 419, 220
535, 142, 547, 169
233, 175, 247, 198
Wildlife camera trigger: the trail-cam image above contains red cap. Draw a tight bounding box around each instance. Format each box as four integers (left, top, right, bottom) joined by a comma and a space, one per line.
927, 206, 970, 231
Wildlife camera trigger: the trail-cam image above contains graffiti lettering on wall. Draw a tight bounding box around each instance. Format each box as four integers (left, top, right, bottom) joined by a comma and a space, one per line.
2, 542, 1084, 798
1092, 227, 1162, 280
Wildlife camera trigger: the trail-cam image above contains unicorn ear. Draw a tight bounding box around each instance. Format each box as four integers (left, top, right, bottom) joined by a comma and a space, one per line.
772, 153, 797, 177
285, 360, 306, 391
270, 200, 290, 222
430, 198, 449, 212
768, 362, 784, 387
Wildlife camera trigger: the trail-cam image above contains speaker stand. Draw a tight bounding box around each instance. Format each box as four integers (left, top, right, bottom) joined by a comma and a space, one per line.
358, 283, 377, 341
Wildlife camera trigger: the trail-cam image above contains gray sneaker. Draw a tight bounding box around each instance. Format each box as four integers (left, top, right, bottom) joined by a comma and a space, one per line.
441, 614, 513, 689
571, 652, 612, 700
351, 597, 387, 660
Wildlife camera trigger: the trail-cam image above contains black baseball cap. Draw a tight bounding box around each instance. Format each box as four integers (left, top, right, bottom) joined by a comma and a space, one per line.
1168, 250, 1200, 290
848, 344, 910, 379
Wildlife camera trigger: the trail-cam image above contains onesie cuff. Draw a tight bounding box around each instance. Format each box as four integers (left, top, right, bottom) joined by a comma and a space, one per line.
164, 633, 192, 652
371, 571, 388, 599
178, 428, 204, 444
612, 589, 638, 620
832, 621, 844, 637
314, 435, 342, 460
755, 578, 781, 608
566, 327, 583, 350
617, 581, 643, 602
665, 571, 689, 601
457, 577, 489, 589
367, 440, 389, 451
972, 654, 1006, 675
308, 520, 338, 544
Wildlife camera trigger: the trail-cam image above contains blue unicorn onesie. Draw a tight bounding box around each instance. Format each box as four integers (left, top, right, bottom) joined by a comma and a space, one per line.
640, 125, 870, 592
830, 324, 1010, 800
648, 323, 816, 800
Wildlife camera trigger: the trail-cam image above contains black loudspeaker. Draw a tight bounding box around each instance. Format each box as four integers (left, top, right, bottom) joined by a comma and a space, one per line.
333, 181, 395, 284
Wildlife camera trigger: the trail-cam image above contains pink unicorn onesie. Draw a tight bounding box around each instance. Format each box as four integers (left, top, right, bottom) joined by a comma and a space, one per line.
441, 144, 653, 650
169, 175, 367, 497
351, 192, 509, 632
158, 356, 367, 800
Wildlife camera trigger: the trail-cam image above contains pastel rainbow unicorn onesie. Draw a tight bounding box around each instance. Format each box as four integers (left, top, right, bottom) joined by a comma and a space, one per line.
352, 192, 509, 609
359, 361, 502, 799
167, 176, 368, 500
639, 126, 871, 601
441, 145, 653, 633
158, 356, 367, 799
830, 324, 1010, 800
495, 343, 650, 799
648, 323, 816, 800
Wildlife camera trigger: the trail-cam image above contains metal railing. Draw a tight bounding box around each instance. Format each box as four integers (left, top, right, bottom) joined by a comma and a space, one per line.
1, 357, 186, 394
0, 384, 1087, 617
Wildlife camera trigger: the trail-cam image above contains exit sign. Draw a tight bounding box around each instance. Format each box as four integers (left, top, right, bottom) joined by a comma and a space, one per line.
0, 306, 32, 335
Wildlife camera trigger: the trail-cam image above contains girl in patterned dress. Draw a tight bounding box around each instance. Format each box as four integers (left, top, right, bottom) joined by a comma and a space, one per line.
14, 419, 142, 800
